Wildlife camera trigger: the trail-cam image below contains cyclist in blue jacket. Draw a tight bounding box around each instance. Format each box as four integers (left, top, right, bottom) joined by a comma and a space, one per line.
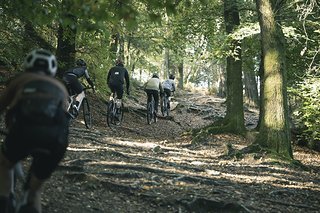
162, 74, 176, 109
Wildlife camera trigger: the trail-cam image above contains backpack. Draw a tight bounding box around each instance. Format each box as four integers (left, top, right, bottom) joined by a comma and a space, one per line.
12, 80, 65, 125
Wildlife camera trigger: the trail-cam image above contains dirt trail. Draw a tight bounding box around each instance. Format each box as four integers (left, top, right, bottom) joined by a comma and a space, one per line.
32, 91, 320, 212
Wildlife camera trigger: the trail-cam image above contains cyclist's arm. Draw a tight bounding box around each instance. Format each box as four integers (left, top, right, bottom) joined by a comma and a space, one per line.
107, 69, 112, 85
171, 80, 176, 92
159, 82, 164, 94
125, 69, 130, 92
84, 69, 94, 88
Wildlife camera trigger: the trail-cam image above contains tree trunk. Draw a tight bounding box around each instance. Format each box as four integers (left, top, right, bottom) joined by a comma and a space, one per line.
217, 62, 226, 98
255, 0, 293, 159
56, 16, 76, 78
243, 62, 259, 107
178, 61, 184, 89
222, 0, 245, 134
162, 48, 170, 78
109, 32, 119, 62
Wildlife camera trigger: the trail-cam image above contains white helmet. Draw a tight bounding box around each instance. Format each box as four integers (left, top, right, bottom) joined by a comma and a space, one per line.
24, 49, 57, 76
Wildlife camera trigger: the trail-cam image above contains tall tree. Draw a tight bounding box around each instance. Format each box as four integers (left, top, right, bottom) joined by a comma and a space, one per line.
221, 0, 245, 134
255, 0, 293, 158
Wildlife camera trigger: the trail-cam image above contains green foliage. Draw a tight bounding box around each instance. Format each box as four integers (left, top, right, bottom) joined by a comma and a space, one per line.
289, 77, 320, 150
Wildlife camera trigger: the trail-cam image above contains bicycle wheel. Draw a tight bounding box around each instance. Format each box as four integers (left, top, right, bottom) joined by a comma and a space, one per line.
106, 101, 115, 127
82, 98, 92, 129
153, 100, 157, 123
164, 97, 170, 117
147, 102, 153, 125
161, 97, 165, 116
117, 103, 124, 123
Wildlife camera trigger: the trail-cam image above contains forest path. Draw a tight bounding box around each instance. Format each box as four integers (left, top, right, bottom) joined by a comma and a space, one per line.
40, 90, 320, 213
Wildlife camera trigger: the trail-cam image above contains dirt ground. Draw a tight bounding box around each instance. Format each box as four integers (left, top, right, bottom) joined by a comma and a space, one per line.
18, 90, 320, 212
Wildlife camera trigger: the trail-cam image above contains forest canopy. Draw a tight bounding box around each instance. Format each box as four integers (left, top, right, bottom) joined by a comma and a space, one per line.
0, 0, 319, 151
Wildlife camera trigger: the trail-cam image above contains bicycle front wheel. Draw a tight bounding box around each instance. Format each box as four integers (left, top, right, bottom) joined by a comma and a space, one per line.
82, 98, 92, 129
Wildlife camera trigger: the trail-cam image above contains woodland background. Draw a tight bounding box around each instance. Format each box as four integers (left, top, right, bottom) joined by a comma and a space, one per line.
0, 0, 319, 156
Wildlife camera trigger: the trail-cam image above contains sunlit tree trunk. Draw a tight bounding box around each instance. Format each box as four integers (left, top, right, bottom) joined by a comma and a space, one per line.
222, 0, 245, 134
217, 62, 226, 98
162, 48, 170, 78
255, 0, 293, 158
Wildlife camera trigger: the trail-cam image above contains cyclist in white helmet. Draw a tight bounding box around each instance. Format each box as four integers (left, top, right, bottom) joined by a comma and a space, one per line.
0, 49, 69, 213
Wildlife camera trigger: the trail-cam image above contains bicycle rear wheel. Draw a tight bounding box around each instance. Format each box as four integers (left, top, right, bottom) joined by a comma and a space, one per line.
82, 98, 92, 129
147, 102, 153, 125
164, 98, 170, 117
107, 101, 115, 127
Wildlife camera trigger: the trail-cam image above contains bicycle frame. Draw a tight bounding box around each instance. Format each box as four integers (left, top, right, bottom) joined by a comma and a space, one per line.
107, 93, 124, 128
147, 96, 156, 124
161, 92, 170, 117
66, 87, 93, 128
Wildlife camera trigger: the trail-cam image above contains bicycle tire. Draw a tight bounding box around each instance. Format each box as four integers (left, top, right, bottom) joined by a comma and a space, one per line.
113, 103, 122, 126
147, 102, 153, 125
164, 97, 170, 117
161, 95, 169, 117
106, 101, 115, 128
82, 98, 92, 129
118, 103, 124, 123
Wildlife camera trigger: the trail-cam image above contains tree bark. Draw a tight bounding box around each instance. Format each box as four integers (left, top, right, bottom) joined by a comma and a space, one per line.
222, 0, 245, 134
243, 60, 259, 107
56, 15, 77, 78
178, 61, 184, 89
255, 0, 293, 158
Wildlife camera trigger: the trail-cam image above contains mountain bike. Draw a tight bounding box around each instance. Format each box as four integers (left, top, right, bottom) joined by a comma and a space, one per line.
106, 93, 124, 128
161, 92, 170, 117
66, 87, 93, 129
147, 96, 157, 124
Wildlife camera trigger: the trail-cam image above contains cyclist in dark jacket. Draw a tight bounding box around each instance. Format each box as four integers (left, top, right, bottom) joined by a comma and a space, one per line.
0, 49, 69, 213
63, 59, 94, 108
107, 59, 130, 99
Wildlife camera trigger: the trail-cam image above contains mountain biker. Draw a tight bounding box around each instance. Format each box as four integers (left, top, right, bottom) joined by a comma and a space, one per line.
62, 59, 94, 110
107, 58, 130, 100
144, 73, 163, 116
162, 74, 176, 109
0, 49, 69, 213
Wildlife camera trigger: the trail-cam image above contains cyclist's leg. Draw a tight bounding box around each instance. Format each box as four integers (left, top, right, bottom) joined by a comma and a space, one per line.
0, 126, 28, 212
68, 76, 83, 108
0, 150, 15, 211
153, 90, 160, 114
20, 121, 68, 213
115, 84, 124, 109
146, 90, 153, 104
115, 84, 124, 99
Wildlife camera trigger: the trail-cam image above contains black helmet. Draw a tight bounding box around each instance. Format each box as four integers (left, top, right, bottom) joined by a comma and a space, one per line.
76, 59, 86, 67
24, 49, 57, 76
152, 73, 159, 78
115, 58, 123, 66
169, 74, 175, 80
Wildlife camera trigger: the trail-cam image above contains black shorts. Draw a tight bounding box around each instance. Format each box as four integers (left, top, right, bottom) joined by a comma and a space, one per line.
108, 83, 124, 99
1, 121, 69, 180
163, 88, 171, 97
63, 74, 83, 95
